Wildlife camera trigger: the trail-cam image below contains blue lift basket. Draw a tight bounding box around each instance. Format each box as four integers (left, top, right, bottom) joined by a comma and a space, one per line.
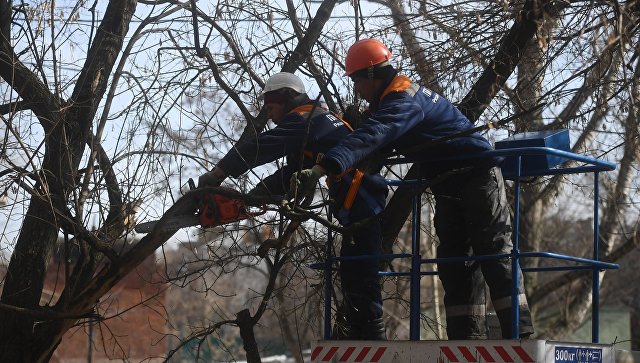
314, 130, 619, 342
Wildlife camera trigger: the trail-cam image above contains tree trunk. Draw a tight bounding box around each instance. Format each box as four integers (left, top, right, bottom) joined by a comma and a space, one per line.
238, 309, 261, 363
513, 36, 546, 300
0, 199, 61, 362
0, 1, 138, 360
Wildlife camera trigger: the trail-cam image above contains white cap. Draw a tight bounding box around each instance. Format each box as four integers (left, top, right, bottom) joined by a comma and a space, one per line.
260, 72, 306, 98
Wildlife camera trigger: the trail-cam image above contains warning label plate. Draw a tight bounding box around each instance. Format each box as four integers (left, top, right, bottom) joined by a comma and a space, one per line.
554, 346, 603, 363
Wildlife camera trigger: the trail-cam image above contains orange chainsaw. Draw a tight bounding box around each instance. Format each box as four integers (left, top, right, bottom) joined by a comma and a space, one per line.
134, 180, 265, 234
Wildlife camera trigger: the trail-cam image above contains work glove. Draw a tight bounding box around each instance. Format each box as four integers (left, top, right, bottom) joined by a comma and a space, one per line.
289, 165, 325, 204
198, 167, 226, 188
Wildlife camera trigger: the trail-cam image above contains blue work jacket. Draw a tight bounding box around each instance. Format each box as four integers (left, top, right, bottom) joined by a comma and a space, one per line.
217, 97, 388, 216
320, 74, 500, 179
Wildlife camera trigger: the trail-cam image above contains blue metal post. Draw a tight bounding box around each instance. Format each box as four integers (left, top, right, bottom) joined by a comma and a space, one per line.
511, 156, 522, 339
410, 193, 421, 340
592, 172, 600, 343
319, 147, 618, 342
324, 219, 333, 340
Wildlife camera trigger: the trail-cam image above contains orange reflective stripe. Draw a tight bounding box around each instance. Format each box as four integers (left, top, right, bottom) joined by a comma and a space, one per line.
290, 104, 316, 115
343, 169, 364, 211
380, 75, 412, 100
291, 105, 355, 133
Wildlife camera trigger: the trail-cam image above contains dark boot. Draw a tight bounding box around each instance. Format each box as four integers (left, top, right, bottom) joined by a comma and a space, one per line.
361, 318, 386, 340
334, 318, 386, 340
495, 307, 534, 338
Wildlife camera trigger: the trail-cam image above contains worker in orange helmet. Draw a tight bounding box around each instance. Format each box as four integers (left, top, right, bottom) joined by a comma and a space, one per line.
292, 38, 534, 339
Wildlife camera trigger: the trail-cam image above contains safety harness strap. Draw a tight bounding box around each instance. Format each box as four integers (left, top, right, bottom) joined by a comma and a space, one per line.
343, 169, 364, 210
335, 169, 383, 225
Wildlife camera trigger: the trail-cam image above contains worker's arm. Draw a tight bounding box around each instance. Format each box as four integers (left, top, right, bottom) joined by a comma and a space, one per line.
207, 115, 307, 180
319, 92, 424, 175
198, 166, 227, 188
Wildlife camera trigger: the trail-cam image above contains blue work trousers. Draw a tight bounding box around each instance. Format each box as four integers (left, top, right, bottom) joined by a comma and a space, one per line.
330, 188, 384, 326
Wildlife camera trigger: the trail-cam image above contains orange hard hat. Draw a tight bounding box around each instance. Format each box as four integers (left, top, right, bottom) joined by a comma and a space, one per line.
344, 38, 392, 76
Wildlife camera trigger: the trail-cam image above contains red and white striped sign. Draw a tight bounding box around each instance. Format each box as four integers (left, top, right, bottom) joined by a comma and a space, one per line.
438, 345, 534, 363
311, 340, 615, 363
310, 345, 388, 362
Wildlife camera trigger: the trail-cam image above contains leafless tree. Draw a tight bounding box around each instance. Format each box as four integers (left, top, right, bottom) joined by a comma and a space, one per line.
1, 0, 639, 361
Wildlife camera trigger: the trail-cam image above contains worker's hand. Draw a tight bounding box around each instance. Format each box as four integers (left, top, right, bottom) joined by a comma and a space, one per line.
247, 184, 270, 199
289, 165, 326, 204
198, 167, 226, 188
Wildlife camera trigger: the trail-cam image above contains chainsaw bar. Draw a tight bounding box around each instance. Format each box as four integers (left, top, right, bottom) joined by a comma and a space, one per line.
134, 181, 268, 234
134, 215, 200, 234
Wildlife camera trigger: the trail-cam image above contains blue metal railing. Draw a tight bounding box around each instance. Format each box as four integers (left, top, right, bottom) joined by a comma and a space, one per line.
315, 147, 618, 342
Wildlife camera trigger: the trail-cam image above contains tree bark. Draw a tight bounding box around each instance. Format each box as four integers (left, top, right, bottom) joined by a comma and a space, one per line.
0, 1, 138, 361
457, 0, 558, 122
513, 35, 546, 298
238, 309, 261, 363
